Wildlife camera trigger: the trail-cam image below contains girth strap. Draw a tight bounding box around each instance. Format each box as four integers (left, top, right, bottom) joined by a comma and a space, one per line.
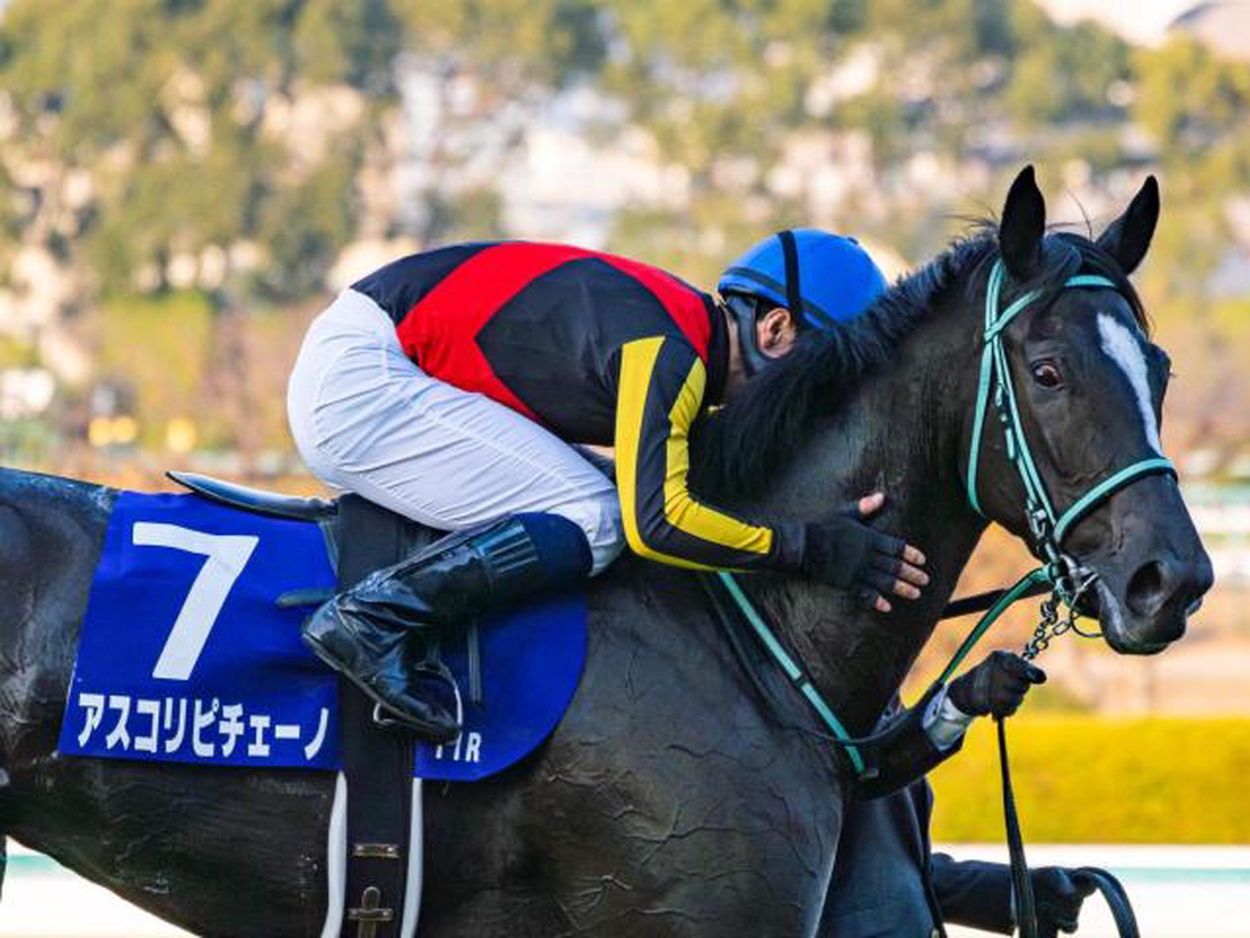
334, 496, 421, 938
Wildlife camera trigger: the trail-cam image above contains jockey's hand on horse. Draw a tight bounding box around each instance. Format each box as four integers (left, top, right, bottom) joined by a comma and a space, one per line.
948, 650, 1046, 718
800, 492, 928, 613
1033, 866, 1097, 936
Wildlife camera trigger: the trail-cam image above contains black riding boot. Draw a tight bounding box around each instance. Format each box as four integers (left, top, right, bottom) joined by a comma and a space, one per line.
302, 512, 592, 741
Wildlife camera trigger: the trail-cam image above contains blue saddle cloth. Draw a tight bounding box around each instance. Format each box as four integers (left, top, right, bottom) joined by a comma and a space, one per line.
57, 492, 587, 782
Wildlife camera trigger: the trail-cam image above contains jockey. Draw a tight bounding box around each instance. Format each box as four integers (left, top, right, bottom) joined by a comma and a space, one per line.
288, 231, 929, 740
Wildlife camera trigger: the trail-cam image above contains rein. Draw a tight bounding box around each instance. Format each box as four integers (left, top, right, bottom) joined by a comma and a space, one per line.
710, 259, 1167, 936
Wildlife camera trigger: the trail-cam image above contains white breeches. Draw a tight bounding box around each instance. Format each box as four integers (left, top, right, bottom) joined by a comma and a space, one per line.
287, 289, 625, 574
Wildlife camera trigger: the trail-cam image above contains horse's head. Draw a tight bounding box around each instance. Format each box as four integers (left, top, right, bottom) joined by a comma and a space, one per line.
965, 166, 1213, 654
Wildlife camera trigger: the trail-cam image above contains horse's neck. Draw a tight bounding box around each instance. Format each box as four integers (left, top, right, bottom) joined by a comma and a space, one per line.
752, 307, 988, 734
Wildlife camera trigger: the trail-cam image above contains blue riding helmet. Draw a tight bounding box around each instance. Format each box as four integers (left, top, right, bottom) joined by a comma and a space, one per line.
718, 229, 888, 374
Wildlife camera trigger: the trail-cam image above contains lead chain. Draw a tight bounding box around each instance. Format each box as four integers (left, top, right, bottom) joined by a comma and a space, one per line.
1022, 573, 1099, 662
1023, 593, 1063, 661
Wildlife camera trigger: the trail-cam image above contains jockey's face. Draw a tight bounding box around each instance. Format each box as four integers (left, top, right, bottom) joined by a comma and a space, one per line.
723, 305, 801, 402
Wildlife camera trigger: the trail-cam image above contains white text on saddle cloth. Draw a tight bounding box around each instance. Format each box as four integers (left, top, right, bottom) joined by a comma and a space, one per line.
57, 493, 342, 771
431, 731, 483, 765
75, 692, 331, 762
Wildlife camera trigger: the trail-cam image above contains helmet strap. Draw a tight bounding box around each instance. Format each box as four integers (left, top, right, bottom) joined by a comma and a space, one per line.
724, 293, 771, 377
777, 229, 803, 325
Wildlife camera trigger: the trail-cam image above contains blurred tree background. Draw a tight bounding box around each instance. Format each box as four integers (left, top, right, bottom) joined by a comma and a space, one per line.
0, 0, 1245, 472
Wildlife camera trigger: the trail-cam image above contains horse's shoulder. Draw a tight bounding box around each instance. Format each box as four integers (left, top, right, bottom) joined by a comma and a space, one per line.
582, 556, 759, 691
587, 555, 704, 619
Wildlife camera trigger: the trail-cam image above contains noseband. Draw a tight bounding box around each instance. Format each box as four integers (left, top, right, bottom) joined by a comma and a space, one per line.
965, 258, 1175, 596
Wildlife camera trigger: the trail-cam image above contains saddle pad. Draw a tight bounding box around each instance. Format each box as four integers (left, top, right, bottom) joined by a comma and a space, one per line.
415, 591, 585, 781
57, 491, 587, 781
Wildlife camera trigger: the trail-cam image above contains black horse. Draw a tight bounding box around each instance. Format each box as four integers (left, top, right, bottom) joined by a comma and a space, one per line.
0, 168, 1212, 936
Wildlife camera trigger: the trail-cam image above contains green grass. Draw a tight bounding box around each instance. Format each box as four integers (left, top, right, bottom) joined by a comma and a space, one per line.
929, 717, 1250, 843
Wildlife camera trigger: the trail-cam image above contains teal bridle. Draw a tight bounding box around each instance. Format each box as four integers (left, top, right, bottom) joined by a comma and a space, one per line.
965, 258, 1175, 593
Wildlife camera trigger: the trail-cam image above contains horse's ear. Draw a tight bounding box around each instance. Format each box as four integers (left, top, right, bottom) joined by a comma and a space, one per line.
1096, 175, 1160, 276
999, 165, 1046, 281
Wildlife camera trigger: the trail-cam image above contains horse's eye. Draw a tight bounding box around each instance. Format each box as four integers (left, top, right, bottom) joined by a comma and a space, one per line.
1031, 360, 1064, 389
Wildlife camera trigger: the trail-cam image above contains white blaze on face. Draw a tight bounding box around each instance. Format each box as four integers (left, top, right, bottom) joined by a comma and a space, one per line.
1097, 312, 1163, 455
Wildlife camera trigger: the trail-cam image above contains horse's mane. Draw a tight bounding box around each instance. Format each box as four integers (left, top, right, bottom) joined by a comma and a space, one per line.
691, 224, 1148, 500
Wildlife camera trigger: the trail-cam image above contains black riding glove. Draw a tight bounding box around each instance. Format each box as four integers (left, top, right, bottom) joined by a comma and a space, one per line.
1033, 866, 1097, 935
947, 651, 1046, 718
800, 515, 908, 609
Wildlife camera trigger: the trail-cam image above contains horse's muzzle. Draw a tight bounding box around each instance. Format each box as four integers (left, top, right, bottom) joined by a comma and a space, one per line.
1094, 550, 1213, 655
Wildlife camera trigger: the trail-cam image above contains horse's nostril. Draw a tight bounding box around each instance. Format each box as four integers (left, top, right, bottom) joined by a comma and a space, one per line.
1125, 557, 1211, 622
1125, 560, 1167, 617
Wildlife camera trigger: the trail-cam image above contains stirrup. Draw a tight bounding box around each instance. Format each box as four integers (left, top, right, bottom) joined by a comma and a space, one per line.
370, 659, 464, 737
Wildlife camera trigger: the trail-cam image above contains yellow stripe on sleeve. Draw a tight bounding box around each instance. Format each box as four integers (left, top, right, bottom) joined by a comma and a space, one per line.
614, 336, 773, 570
662, 356, 774, 556
615, 338, 700, 566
